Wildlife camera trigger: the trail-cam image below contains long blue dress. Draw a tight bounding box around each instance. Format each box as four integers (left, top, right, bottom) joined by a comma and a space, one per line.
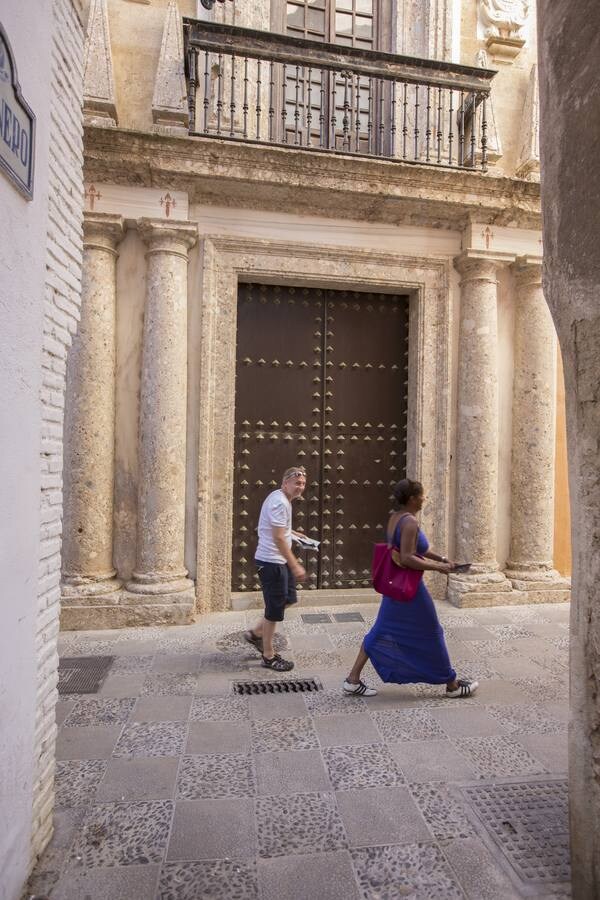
363, 524, 456, 685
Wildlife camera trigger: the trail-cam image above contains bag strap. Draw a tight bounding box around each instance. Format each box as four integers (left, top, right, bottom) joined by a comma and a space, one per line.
387, 512, 414, 549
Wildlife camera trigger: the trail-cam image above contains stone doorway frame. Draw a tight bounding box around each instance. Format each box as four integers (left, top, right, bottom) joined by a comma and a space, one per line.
195, 236, 452, 612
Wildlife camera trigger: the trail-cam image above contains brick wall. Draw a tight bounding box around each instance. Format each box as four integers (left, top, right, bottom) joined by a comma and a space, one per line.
30, 0, 85, 866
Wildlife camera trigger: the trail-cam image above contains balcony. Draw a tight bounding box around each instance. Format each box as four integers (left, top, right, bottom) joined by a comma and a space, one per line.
183, 19, 496, 172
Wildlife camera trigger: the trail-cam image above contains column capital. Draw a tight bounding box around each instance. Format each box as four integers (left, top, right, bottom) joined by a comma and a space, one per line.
137, 218, 198, 257
83, 212, 125, 252
511, 255, 543, 287
453, 250, 514, 282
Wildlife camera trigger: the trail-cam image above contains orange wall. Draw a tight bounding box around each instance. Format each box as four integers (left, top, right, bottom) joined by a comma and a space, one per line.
553, 348, 572, 575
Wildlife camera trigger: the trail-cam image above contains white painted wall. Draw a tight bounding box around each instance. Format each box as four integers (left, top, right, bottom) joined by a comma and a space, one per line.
0, 5, 53, 898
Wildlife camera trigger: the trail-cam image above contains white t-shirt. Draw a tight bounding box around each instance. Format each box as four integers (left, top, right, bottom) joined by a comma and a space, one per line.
255, 489, 292, 564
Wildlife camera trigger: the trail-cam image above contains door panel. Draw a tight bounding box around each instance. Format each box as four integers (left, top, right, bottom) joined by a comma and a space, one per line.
232, 283, 409, 592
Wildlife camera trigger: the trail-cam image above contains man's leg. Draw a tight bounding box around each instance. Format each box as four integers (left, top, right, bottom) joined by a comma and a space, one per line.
261, 618, 277, 659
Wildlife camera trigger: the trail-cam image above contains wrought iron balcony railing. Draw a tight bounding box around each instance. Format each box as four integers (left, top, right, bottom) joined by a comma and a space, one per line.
183, 19, 495, 171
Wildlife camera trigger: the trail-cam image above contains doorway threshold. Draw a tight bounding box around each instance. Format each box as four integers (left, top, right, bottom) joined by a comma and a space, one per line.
230, 587, 379, 611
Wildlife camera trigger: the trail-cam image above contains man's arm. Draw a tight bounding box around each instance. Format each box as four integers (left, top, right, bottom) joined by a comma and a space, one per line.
272, 525, 306, 580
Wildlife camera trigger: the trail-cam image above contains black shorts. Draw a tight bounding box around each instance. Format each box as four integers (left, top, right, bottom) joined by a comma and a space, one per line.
256, 560, 298, 622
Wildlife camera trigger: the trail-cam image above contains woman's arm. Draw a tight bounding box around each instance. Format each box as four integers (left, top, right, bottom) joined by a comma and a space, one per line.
422, 549, 456, 567
397, 517, 452, 573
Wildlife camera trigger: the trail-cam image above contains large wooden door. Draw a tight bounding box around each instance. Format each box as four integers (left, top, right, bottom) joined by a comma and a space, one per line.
232, 283, 409, 592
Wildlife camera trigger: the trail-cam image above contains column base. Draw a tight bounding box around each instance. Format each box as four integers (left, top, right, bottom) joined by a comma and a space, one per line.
125, 573, 195, 596
447, 570, 523, 608
60, 586, 196, 630
61, 574, 123, 598
504, 568, 571, 604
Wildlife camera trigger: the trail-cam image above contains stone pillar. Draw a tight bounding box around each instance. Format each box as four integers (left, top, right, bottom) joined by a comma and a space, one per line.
61, 213, 124, 618
448, 252, 514, 607
124, 219, 197, 621
504, 258, 570, 601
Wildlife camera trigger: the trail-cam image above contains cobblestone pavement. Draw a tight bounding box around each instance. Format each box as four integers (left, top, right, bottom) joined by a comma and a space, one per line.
28, 599, 572, 899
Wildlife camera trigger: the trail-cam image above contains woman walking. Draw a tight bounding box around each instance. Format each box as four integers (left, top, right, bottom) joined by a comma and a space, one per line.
343, 478, 478, 699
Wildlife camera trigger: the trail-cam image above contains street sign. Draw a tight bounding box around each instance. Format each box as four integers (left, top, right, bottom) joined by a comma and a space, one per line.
0, 23, 35, 199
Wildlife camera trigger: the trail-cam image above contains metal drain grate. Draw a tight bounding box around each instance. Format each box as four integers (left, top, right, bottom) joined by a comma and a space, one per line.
233, 677, 323, 695
461, 779, 570, 885
58, 656, 114, 695
333, 612, 365, 623
301, 613, 332, 624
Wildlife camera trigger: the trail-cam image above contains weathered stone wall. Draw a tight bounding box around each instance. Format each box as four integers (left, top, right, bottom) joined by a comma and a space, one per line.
536, 0, 600, 893
32, 0, 85, 870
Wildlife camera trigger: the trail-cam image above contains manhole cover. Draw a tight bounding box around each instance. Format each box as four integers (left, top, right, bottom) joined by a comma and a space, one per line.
461, 780, 570, 886
301, 613, 332, 624
58, 656, 114, 695
232, 677, 323, 695
333, 612, 365, 623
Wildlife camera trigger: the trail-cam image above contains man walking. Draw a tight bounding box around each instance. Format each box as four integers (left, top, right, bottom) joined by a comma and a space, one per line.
245, 466, 307, 671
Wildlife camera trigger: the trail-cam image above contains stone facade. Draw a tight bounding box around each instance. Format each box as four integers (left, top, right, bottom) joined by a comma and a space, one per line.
62, 0, 569, 625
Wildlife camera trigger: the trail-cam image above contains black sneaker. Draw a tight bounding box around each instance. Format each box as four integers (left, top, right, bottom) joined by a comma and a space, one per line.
261, 654, 294, 672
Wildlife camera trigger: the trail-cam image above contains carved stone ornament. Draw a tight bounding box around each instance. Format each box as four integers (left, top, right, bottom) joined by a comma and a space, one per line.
83, 0, 117, 125
480, 0, 528, 63
515, 64, 540, 180
152, 0, 189, 129
475, 49, 502, 164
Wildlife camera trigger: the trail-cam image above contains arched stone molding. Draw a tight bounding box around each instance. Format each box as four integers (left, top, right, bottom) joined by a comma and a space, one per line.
195, 237, 452, 612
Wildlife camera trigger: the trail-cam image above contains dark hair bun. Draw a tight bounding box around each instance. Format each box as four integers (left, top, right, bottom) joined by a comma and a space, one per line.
392, 478, 423, 508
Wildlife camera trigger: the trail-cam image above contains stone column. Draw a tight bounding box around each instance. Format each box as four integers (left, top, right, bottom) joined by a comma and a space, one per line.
125, 219, 197, 619
62, 213, 124, 616
504, 257, 570, 600
448, 251, 514, 606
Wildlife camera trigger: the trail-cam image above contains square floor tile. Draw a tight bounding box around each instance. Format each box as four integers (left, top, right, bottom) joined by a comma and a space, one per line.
97, 674, 146, 698
151, 654, 203, 674
64, 698, 135, 727
186, 720, 251, 754
515, 732, 569, 773
441, 836, 524, 900
293, 650, 344, 669
351, 842, 464, 899
313, 713, 381, 747
96, 757, 179, 801
251, 717, 318, 752
254, 750, 332, 796
258, 850, 360, 900
69, 800, 173, 867
51, 864, 160, 900
113, 722, 188, 758
322, 743, 405, 790
167, 799, 256, 860
256, 792, 347, 858
466, 678, 531, 706
190, 696, 249, 722
141, 674, 204, 696
304, 690, 371, 717
444, 626, 496, 641
159, 859, 259, 900
131, 695, 192, 722
409, 782, 475, 840
249, 694, 309, 721
373, 709, 446, 743
336, 787, 430, 848
389, 739, 478, 783
453, 735, 548, 777
110, 655, 155, 674
55, 759, 107, 808
176, 753, 255, 799
429, 706, 508, 739
56, 700, 76, 727
56, 725, 123, 760
485, 703, 567, 735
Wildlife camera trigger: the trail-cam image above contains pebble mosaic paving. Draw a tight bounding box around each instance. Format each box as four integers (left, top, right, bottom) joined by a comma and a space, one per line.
29, 598, 572, 899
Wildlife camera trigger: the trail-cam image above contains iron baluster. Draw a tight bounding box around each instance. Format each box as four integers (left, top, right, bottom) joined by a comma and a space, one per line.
354, 74, 361, 152
243, 56, 249, 139
319, 72, 325, 147
186, 47, 197, 132
342, 71, 350, 151
367, 77, 373, 154
294, 65, 301, 145
425, 84, 432, 162
470, 91, 476, 166
268, 61, 275, 142
330, 70, 337, 148
459, 90, 465, 166
480, 94, 488, 171
448, 88, 454, 165
216, 52, 223, 135
402, 82, 408, 158
281, 63, 288, 143
229, 54, 236, 137
391, 81, 397, 157
256, 59, 261, 140
306, 67, 313, 146
436, 86, 443, 164
203, 50, 210, 134
414, 84, 420, 160
378, 80, 385, 155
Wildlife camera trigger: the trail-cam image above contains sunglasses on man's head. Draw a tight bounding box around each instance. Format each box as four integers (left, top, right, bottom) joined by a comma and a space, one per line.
285, 470, 306, 479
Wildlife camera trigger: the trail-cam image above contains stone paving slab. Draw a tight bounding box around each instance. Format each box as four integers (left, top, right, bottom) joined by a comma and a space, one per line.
34, 598, 572, 899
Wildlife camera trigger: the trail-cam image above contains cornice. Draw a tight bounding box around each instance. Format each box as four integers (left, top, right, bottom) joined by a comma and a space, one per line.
84, 125, 542, 231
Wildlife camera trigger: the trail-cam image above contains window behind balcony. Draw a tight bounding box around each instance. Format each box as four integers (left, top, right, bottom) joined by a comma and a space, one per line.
285, 0, 377, 50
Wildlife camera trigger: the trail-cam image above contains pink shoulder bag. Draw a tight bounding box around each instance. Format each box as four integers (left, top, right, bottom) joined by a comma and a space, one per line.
371, 514, 423, 602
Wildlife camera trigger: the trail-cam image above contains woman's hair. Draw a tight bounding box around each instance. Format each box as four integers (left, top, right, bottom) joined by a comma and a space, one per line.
392, 478, 423, 508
